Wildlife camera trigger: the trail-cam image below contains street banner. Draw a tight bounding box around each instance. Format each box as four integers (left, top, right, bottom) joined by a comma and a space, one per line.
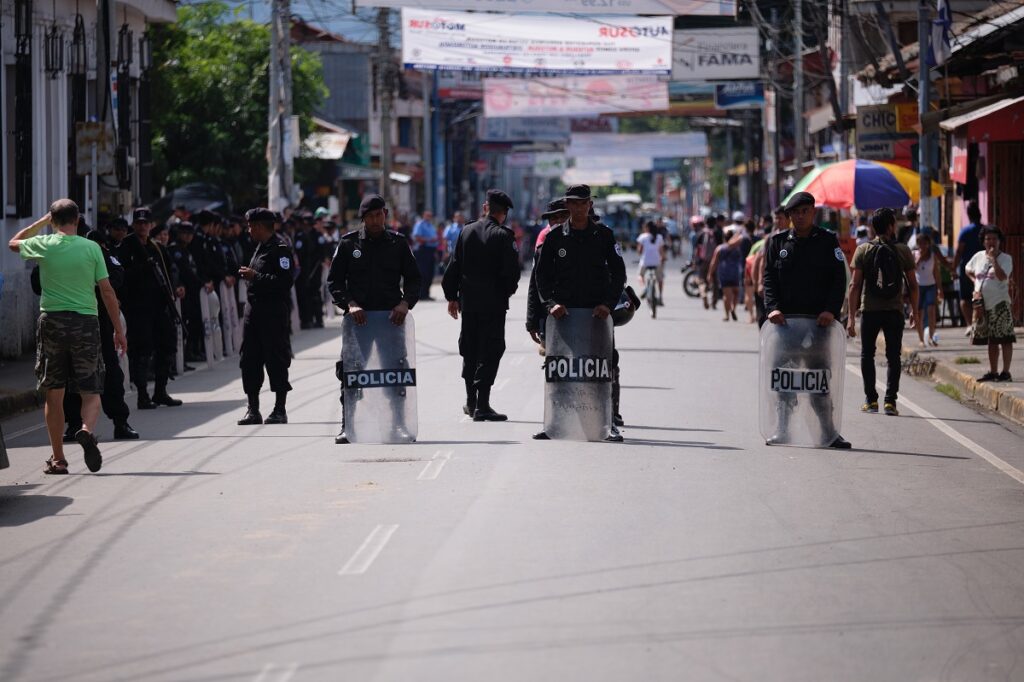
478, 117, 571, 143
758, 315, 846, 448
671, 27, 760, 82
402, 9, 673, 75
483, 75, 668, 118
714, 81, 764, 109
567, 132, 708, 159
533, 152, 567, 178
652, 157, 683, 172
543, 310, 614, 441
366, 0, 735, 16
855, 103, 917, 161
340, 311, 418, 444
563, 168, 634, 186
572, 155, 658, 172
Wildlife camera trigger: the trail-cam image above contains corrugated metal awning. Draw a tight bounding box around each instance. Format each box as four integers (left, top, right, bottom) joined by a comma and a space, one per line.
939, 95, 1024, 131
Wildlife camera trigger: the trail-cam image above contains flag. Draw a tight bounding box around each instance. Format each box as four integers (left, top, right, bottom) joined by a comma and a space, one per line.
927, 0, 953, 67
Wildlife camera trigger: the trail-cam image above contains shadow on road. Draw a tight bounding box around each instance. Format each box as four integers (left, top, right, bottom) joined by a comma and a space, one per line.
0, 484, 73, 527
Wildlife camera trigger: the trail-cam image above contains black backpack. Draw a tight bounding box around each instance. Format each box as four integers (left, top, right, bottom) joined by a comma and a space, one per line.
865, 241, 903, 299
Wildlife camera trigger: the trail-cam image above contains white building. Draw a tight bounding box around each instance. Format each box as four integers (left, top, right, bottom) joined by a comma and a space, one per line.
0, 0, 175, 357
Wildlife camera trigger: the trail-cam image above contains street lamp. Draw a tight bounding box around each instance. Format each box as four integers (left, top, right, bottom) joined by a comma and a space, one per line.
44, 24, 64, 78
138, 33, 152, 72
117, 23, 133, 66
69, 14, 87, 76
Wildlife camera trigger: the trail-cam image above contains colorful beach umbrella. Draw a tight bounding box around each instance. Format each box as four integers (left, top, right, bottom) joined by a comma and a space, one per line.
783, 159, 943, 211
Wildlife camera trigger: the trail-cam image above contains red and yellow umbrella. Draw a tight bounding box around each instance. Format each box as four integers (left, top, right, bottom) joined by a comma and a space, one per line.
783, 159, 943, 210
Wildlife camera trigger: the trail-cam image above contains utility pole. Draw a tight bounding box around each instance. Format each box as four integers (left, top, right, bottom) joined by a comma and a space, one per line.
422, 71, 433, 214
838, 0, 850, 161
918, 0, 932, 227
378, 8, 393, 207
268, 0, 294, 212
793, 0, 805, 182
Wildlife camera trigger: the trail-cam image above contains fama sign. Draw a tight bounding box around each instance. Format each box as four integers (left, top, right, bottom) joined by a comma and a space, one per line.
545, 356, 611, 383
344, 369, 417, 389
770, 368, 831, 394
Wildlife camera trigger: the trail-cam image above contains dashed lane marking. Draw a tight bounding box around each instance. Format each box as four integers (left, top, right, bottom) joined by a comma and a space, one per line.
5, 423, 45, 440
338, 524, 399, 575
846, 363, 1024, 486
493, 378, 510, 392
418, 450, 452, 480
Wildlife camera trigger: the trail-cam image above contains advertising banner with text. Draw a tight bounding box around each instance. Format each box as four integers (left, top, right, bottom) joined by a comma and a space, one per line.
671, 27, 760, 81
483, 76, 668, 118
567, 132, 708, 160
402, 8, 673, 74
477, 117, 572, 143
364, 0, 735, 16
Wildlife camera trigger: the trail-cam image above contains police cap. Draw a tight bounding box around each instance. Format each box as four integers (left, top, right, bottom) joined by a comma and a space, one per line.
783, 191, 816, 213
541, 198, 567, 220
245, 207, 276, 225
194, 209, 218, 225
107, 218, 129, 232
358, 194, 387, 218
486, 189, 514, 211
132, 207, 153, 223
176, 221, 195, 233
561, 184, 592, 202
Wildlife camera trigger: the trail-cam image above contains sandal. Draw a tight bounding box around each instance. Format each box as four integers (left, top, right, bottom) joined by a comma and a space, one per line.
44, 458, 69, 475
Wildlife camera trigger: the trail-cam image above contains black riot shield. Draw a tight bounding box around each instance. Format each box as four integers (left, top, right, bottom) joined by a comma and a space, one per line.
0, 423, 8, 470
759, 315, 846, 448
340, 311, 417, 444
543, 310, 614, 441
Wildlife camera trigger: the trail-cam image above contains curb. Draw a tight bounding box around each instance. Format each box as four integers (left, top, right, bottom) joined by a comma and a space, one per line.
0, 388, 44, 420
900, 346, 1024, 427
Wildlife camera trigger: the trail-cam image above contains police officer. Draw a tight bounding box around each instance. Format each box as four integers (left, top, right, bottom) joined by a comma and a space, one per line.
525, 198, 569, 350
168, 221, 204, 361
236, 208, 295, 425
327, 194, 421, 444
763, 191, 851, 449
442, 189, 521, 421
117, 208, 183, 410
533, 184, 627, 441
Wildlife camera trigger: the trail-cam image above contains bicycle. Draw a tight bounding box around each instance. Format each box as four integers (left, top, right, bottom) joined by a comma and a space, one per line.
643, 266, 659, 318
679, 261, 702, 298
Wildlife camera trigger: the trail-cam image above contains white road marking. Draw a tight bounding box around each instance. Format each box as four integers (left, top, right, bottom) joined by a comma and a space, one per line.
493, 377, 510, 392
253, 663, 299, 682
418, 450, 452, 480
459, 414, 471, 423
5, 422, 45, 440
846, 363, 1024, 486
339, 524, 399, 575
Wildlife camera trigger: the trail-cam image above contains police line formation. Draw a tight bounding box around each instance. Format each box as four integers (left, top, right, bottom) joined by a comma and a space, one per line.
14, 185, 928, 475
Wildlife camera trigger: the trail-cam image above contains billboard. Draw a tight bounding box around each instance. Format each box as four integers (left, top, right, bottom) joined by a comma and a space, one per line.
855, 103, 917, 161
402, 9, 673, 75
477, 117, 572, 143
671, 27, 760, 82
363, 0, 735, 15
714, 81, 764, 109
483, 76, 668, 118
567, 132, 708, 160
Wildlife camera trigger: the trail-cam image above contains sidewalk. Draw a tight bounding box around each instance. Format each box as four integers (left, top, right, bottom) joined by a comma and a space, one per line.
870, 324, 1024, 426
0, 355, 42, 419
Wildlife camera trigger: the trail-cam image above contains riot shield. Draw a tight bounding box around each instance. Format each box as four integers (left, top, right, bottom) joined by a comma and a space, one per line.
759, 315, 846, 448
199, 289, 222, 367
119, 312, 131, 394
0, 423, 9, 470
236, 280, 248, 319
174, 300, 185, 375
340, 311, 417, 444
543, 310, 614, 441
218, 282, 240, 356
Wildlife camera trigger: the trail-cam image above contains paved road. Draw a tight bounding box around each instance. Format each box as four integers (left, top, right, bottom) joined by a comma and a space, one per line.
3, 263, 1024, 682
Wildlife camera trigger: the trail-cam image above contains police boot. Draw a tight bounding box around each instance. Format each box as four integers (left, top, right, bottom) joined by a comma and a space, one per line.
463, 380, 477, 416
113, 420, 140, 440
264, 392, 288, 425
765, 404, 791, 445
137, 386, 157, 410
473, 387, 507, 422
604, 425, 624, 443
611, 368, 624, 427
152, 372, 183, 407
237, 395, 263, 426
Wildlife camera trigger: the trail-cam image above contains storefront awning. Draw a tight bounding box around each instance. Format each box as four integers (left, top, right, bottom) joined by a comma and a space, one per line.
304, 132, 352, 160
939, 95, 1024, 131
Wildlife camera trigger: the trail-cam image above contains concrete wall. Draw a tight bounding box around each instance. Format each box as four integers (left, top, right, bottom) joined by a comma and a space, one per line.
0, 269, 39, 358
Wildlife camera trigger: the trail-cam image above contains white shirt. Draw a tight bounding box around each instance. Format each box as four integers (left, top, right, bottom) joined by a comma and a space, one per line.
966, 251, 1013, 310
637, 233, 664, 268
915, 250, 936, 287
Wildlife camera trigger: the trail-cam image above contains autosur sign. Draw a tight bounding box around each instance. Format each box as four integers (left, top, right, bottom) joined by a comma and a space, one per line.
401, 8, 673, 75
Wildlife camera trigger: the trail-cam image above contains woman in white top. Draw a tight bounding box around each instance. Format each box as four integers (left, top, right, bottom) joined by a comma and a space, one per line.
966, 226, 1015, 382
913, 229, 943, 346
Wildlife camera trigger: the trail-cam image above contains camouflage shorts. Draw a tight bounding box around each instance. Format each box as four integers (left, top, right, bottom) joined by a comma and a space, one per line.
35, 312, 105, 393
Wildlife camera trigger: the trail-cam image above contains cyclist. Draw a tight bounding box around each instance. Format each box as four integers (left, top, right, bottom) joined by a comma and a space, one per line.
637, 220, 666, 307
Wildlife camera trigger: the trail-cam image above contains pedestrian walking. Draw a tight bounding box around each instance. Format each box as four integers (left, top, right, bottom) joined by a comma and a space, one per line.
763, 191, 851, 449
442, 189, 521, 421
412, 210, 439, 300
8, 199, 127, 474
236, 208, 296, 425
913, 228, 944, 347
707, 229, 743, 322
967, 226, 1015, 382
532, 184, 627, 441
327, 194, 421, 444
953, 201, 985, 330
443, 212, 465, 256
117, 208, 183, 409
846, 208, 920, 416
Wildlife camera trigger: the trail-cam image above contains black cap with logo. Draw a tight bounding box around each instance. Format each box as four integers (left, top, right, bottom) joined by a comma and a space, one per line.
132, 207, 153, 223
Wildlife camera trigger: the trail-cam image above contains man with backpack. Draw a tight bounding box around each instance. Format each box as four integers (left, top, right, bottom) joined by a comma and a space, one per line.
847, 207, 920, 416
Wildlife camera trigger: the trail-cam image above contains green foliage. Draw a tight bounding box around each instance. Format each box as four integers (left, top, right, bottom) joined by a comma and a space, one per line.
935, 383, 962, 401
954, 356, 981, 365
150, 2, 327, 208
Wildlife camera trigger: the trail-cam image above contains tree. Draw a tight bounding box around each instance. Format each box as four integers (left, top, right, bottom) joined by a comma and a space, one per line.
150, 2, 327, 209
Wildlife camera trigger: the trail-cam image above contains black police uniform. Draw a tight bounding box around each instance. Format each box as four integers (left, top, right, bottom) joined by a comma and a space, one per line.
441, 208, 520, 419
762, 221, 848, 447
116, 231, 181, 408
327, 221, 421, 442
239, 231, 295, 422
295, 227, 329, 328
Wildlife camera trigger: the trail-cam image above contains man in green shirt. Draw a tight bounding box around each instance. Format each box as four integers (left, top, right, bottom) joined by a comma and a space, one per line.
8, 199, 127, 474
847, 207, 920, 416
